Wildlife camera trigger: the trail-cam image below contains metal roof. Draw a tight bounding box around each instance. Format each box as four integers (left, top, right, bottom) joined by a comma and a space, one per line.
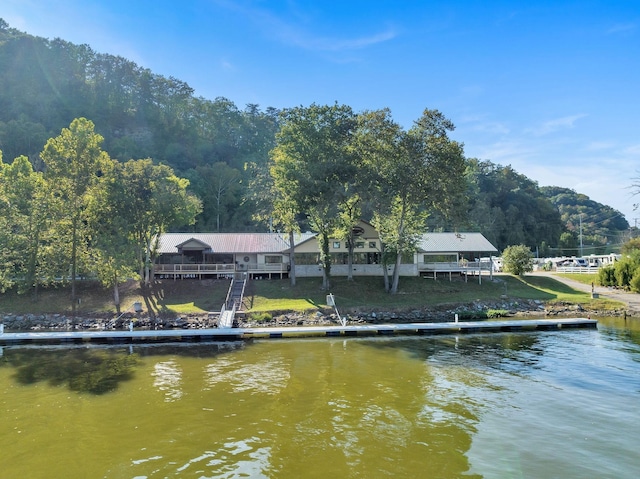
416, 232, 498, 253
156, 232, 316, 254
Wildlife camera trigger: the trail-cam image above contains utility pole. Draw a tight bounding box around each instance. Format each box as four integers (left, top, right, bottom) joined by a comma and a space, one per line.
579, 214, 583, 257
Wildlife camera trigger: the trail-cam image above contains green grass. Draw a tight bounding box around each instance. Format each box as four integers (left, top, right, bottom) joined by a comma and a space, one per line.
555, 273, 600, 286
0, 273, 624, 316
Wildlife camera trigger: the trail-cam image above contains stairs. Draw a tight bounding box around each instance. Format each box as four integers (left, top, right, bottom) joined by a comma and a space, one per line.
218, 274, 247, 328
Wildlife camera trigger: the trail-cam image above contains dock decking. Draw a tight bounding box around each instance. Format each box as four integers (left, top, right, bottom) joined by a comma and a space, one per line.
0, 318, 597, 345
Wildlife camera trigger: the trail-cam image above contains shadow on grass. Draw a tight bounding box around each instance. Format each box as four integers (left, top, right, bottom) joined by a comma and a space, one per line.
244, 275, 573, 311
144, 279, 229, 317
510, 275, 585, 299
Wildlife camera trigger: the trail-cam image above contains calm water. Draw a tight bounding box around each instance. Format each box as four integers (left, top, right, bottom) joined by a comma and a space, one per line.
1, 318, 639, 479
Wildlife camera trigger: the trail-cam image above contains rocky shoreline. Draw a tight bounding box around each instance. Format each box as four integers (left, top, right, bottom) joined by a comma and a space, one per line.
1, 299, 626, 332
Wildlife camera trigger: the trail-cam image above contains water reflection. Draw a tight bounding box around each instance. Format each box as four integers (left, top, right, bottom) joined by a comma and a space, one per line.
152, 360, 183, 402
0, 341, 247, 395
204, 354, 290, 395
0, 347, 139, 394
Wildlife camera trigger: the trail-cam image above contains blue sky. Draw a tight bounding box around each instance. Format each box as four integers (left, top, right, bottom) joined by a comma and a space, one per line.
3, 0, 640, 225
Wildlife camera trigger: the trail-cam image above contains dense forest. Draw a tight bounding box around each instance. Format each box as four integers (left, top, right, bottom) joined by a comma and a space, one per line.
0, 19, 630, 257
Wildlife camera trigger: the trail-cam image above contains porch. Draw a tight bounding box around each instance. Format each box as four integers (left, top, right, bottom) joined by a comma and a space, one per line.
154, 262, 290, 280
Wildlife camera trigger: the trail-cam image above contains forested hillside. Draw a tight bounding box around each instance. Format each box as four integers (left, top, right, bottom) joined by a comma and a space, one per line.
0, 19, 630, 252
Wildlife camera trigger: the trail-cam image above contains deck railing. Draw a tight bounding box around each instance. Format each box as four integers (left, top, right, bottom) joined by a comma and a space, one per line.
418, 261, 492, 272
155, 263, 288, 274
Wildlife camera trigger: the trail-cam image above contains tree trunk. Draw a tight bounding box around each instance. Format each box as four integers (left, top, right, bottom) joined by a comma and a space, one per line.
113, 273, 121, 314
390, 251, 402, 294
380, 244, 390, 292
71, 216, 78, 318
288, 230, 296, 287
320, 230, 331, 290
347, 235, 354, 281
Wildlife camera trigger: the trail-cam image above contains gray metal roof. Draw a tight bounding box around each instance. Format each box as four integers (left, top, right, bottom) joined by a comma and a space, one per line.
156, 232, 316, 254
416, 232, 498, 253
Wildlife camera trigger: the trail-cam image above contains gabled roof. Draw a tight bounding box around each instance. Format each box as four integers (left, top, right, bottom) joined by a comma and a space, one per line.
175, 238, 212, 251
417, 232, 498, 253
156, 232, 316, 255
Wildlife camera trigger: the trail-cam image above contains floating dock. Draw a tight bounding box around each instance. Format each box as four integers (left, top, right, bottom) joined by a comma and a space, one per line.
0, 318, 597, 345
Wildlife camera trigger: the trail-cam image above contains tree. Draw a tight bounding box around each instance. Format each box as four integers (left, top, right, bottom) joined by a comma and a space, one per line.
270, 103, 359, 290
113, 159, 201, 287
86, 168, 139, 313
185, 162, 242, 232
502, 244, 534, 276
356, 108, 467, 293
40, 118, 114, 312
0, 154, 49, 293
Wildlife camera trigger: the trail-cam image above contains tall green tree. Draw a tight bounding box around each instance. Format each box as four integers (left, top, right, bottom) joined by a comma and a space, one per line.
270, 103, 359, 290
113, 159, 201, 286
40, 118, 114, 312
0, 154, 49, 293
357, 108, 467, 293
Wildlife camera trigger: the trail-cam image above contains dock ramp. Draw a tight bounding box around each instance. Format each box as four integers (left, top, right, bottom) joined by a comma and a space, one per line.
218, 273, 247, 328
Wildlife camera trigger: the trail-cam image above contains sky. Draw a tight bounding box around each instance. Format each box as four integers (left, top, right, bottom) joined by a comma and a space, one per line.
3, 0, 640, 225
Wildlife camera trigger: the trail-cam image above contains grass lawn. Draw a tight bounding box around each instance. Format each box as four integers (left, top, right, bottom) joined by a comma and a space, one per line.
1, 273, 621, 316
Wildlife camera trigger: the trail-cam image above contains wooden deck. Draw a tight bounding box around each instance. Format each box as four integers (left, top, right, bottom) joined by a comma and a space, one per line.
154, 263, 289, 279
0, 318, 597, 345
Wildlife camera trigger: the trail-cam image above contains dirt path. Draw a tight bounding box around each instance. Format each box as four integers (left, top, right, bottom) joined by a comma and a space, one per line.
532, 271, 640, 316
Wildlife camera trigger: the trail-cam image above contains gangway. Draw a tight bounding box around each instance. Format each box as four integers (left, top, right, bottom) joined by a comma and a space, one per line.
218, 273, 247, 328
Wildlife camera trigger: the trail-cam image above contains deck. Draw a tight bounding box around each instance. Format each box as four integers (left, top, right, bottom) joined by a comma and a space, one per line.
154, 263, 289, 279
0, 318, 597, 345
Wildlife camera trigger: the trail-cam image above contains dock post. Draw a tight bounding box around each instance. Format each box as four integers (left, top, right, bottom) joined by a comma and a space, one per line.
0, 323, 4, 335
455, 314, 459, 323
129, 321, 134, 332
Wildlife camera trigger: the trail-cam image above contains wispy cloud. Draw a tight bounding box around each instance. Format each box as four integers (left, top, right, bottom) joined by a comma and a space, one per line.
527, 114, 587, 136
606, 22, 637, 35
211, 0, 397, 52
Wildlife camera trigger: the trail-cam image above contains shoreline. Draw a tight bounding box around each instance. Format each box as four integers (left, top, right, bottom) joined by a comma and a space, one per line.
1, 298, 630, 333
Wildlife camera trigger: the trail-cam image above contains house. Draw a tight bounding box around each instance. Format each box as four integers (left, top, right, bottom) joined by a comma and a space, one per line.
153, 222, 498, 280
154, 232, 315, 279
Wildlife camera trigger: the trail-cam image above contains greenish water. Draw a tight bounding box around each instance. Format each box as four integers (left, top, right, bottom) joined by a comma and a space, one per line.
1, 318, 639, 478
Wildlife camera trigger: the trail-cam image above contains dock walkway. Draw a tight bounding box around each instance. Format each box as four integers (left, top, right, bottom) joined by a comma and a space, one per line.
0, 318, 597, 345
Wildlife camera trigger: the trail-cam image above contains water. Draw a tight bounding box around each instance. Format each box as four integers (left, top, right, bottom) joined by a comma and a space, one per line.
1, 318, 639, 478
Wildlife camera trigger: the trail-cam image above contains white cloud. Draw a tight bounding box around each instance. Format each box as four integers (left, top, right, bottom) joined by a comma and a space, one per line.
527, 114, 587, 136
606, 22, 637, 35
211, 0, 396, 52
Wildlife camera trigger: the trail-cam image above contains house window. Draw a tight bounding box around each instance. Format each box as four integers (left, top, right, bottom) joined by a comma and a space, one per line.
356, 242, 365, 248
333, 241, 341, 249
265, 255, 282, 264
369, 241, 377, 249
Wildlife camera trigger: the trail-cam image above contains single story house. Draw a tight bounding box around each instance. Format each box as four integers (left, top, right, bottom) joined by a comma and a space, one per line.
153, 222, 498, 280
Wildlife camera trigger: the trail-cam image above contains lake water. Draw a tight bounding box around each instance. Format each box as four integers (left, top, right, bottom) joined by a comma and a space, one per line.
1, 317, 639, 478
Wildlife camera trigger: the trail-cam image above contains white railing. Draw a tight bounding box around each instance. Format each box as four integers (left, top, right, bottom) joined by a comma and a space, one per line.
218, 303, 236, 329
419, 261, 492, 272
155, 263, 288, 274
556, 266, 599, 274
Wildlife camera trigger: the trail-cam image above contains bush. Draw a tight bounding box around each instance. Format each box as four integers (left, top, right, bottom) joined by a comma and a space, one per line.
486, 309, 509, 318
615, 259, 635, 289
248, 312, 272, 322
502, 244, 533, 276
630, 267, 640, 293
597, 266, 616, 287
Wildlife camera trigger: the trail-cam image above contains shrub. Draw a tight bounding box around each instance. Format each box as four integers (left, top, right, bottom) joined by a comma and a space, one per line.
248, 312, 272, 322
597, 266, 616, 287
486, 309, 509, 318
630, 267, 640, 293
502, 244, 533, 276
